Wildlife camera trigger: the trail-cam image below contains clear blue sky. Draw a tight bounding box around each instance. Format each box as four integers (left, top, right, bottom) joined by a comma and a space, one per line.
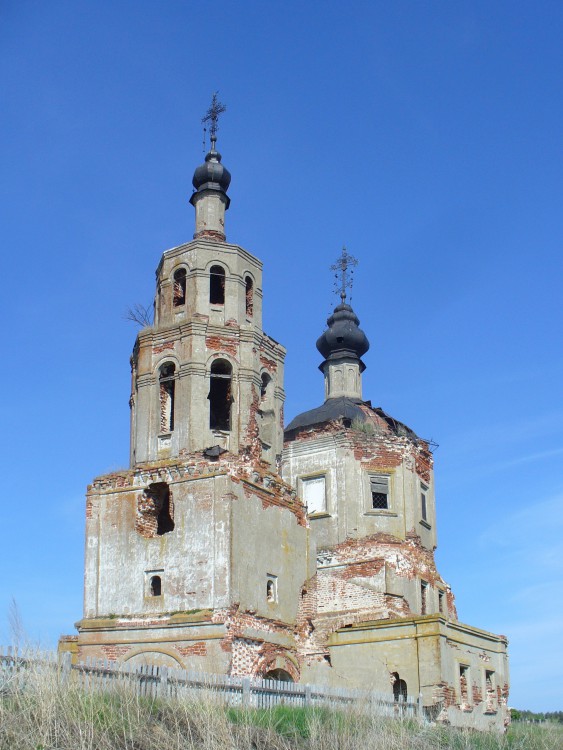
1, 1, 562, 712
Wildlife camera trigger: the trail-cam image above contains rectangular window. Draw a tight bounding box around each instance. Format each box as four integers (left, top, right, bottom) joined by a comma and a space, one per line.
370, 475, 389, 509
302, 476, 326, 515
438, 589, 445, 614
420, 484, 428, 522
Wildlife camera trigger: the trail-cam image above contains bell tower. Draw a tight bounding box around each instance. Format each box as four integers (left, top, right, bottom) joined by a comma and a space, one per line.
129, 96, 285, 467
75, 99, 311, 672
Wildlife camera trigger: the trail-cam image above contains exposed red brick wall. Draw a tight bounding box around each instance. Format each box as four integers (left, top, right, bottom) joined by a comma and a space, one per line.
153, 342, 175, 354
205, 335, 238, 360
259, 355, 277, 372
100, 645, 131, 661
177, 641, 207, 657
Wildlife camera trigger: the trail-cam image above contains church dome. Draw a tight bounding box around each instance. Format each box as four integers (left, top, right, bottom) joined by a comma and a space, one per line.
192, 148, 231, 194
316, 303, 369, 361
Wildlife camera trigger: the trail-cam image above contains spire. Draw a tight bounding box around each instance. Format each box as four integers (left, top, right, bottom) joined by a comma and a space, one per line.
316, 248, 369, 400
190, 93, 231, 241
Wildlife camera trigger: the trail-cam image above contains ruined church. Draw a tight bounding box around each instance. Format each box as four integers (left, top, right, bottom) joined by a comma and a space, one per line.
60, 103, 509, 729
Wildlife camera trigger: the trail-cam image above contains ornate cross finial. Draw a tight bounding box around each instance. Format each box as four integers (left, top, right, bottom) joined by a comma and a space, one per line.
202, 92, 227, 151
331, 246, 358, 303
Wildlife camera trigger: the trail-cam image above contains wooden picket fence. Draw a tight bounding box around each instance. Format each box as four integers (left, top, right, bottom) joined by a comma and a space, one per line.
0, 646, 421, 718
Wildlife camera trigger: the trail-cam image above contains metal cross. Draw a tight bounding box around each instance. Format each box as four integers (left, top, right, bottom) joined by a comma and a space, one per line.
331, 247, 358, 303
202, 92, 227, 149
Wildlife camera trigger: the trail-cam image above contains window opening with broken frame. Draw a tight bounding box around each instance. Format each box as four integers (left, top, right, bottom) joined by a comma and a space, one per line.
420, 580, 428, 615
209, 359, 233, 431
370, 474, 389, 510
459, 664, 470, 703
209, 265, 225, 305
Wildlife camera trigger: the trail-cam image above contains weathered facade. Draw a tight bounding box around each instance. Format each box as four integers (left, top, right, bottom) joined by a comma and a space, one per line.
60, 122, 509, 729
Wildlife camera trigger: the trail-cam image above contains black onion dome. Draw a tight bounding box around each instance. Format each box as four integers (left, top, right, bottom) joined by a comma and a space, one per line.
192, 148, 231, 194
316, 303, 369, 361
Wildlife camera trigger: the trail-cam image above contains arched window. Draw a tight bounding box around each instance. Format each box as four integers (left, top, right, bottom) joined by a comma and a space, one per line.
245, 276, 254, 316
209, 359, 232, 431
173, 268, 186, 307
209, 265, 225, 305
159, 363, 175, 433
150, 575, 162, 596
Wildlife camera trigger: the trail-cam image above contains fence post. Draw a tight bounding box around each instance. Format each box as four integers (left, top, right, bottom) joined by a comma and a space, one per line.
159, 666, 168, 699
242, 677, 251, 707
304, 684, 312, 708
60, 651, 72, 686
418, 693, 423, 720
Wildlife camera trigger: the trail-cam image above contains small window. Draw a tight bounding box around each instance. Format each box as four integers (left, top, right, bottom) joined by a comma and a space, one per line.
302, 476, 326, 515
173, 268, 186, 307
370, 475, 389, 510
150, 575, 162, 597
210, 265, 225, 305
420, 580, 428, 615
438, 589, 445, 614
421, 484, 428, 522
245, 276, 254, 316
266, 575, 277, 603
209, 359, 232, 431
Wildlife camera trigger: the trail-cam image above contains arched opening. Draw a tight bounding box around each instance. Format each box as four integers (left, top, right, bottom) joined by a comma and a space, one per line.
158, 363, 175, 433
392, 672, 408, 702
245, 275, 254, 316
150, 575, 162, 596
260, 372, 271, 401
209, 359, 232, 431
173, 268, 187, 307
263, 668, 294, 683
210, 265, 225, 305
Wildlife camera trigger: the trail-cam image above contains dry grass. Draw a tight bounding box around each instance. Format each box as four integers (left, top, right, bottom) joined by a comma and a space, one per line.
0, 652, 560, 750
